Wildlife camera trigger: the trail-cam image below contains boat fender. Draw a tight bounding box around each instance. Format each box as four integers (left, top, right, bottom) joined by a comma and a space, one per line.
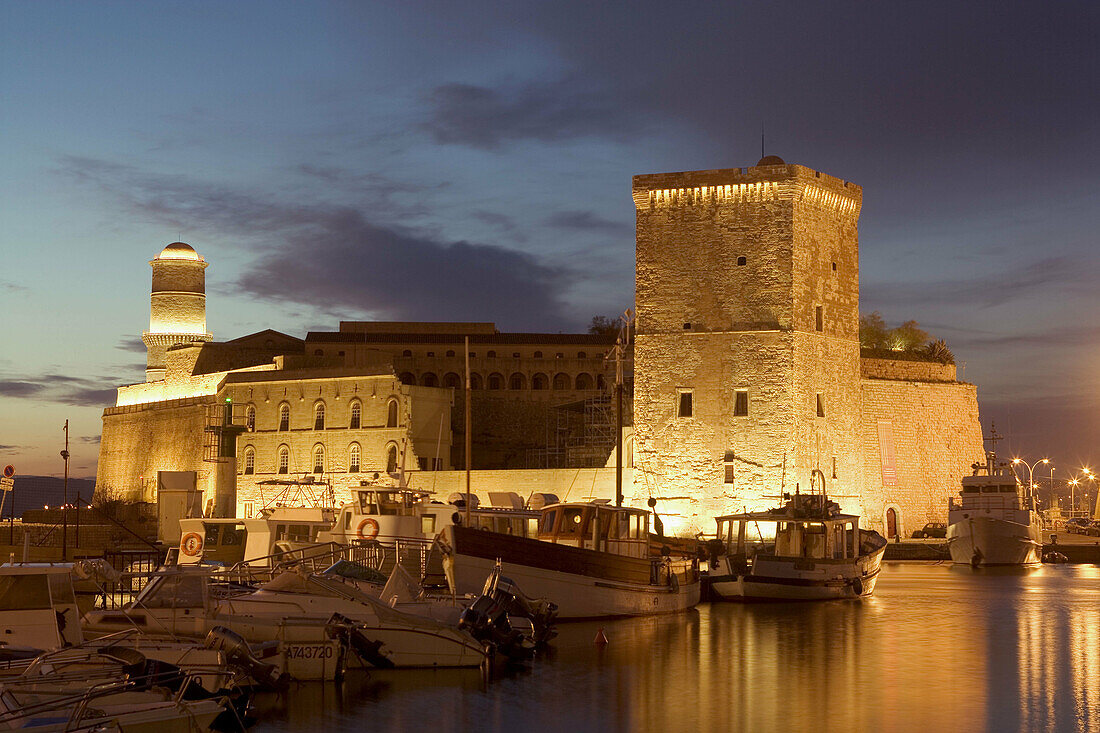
668, 573, 679, 593
356, 518, 380, 540
180, 532, 204, 557
850, 577, 864, 596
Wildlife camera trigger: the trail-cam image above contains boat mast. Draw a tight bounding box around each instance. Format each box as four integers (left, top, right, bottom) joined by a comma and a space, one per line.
464, 335, 472, 526
612, 309, 634, 508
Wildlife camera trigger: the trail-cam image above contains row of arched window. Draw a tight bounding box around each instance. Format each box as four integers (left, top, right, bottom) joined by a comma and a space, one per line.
241, 442, 400, 475
398, 372, 604, 390
398, 349, 592, 359
243, 398, 400, 432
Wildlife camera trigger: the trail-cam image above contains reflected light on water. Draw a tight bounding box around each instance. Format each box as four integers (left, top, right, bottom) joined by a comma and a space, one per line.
253, 563, 1100, 733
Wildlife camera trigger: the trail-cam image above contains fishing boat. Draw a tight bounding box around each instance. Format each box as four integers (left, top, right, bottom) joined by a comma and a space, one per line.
947, 453, 1042, 567
707, 473, 887, 601
435, 500, 700, 619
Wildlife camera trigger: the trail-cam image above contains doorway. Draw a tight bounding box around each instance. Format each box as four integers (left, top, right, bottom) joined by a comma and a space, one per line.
886, 507, 898, 539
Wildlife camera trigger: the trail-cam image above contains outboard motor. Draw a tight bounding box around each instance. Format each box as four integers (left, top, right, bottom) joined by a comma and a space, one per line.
458, 564, 558, 660
324, 612, 395, 670
205, 626, 292, 691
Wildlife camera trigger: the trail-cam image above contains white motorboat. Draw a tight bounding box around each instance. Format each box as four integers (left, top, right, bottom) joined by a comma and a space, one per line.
436, 501, 701, 619
83, 567, 491, 679
947, 457, 1042, 567
707, 476, 887, 602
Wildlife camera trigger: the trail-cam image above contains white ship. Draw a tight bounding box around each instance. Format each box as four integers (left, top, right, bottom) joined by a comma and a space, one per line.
947, 455, 1042, 567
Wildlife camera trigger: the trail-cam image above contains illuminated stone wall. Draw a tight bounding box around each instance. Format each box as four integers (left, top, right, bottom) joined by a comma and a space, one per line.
632, 162, 865, 534
859, 377, 984, 536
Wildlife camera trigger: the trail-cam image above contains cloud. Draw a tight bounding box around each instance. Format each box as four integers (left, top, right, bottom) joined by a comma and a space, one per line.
0, 373, 118, 408
60, 157, 574, 329
0, 445, 22, 451
115, 337, 147, 353
545, 210, 630, 234
421, 78, 643, 149
862, 256, 1089, 310
471, 210, 527, 242
78, 436, 101, 444
0, 281, 27, 293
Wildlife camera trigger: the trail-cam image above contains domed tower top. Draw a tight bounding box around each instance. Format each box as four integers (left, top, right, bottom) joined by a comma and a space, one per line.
755, 155, 786, 167
155, 241, 204, 262
142, 241, 212, 381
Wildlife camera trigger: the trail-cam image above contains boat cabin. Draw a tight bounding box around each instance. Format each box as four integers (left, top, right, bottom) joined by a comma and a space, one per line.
715, 510, 864, 562
536, 502, 650, 558
177, 506, 336, 567
0, 565, 82, 650
954, 472, 1026, 510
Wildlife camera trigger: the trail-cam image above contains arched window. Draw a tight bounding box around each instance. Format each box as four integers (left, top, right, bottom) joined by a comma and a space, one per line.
487, 372, 504, 389
386, 398, 399, 428
245, 405, 256, 432
575, 373, 594, 390
445, 350, 455, 357
420, 372, 439, 387
243, 446, 255, 475
314, 401, 325, 430
313, 444, 325, 474
349, 400, 361, 429
386, 443, 398, 473
402, 349, 412, 357
278, 403, 290, 431
348, 443, 361, 473
277, 445, 290, 474
314, 349, 323, 356
532, 373, 549, 390
553, 373, 570, 390
443, 372, 461, 388
487, 350, 496, 358
533, 351, 543, 358
509, 372, 526, 390
577, 351, 587, 358
398, 372, 416, 385
470, 372, 483, 389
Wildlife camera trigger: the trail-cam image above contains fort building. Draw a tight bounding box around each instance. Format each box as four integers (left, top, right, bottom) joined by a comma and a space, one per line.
96, 156, 984, 538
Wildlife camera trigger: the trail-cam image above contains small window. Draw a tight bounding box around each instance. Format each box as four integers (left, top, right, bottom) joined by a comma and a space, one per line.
427, 351, 434, 357
402, 350, 412, 357
683, 323, 691, 330
555, 352, 563, 359
678, 390, 693, 418
349, 401, 361, 429
314, 402, 325, 430
446, 350, 455, 357
314, 349, 323, 356
349, 444, 361, 473
278, 446, 289, 474
734, 390, 748, 416
815, 305, 823, 332
533, 351, 543, 358
816, 393, 825, 418
469, 352, 476, 358
243, 447, 255, 475
832, 262, 837, 272
245, 405, 255, 432
386, 398, 399, 428
313, 445, 325, 474
513, 352, 520, 358
243, 501, 254, 519
724, 464, 735, 484
487, 350, 496, 358
737, 256, 747, 266
278, 403, 290, 431
386, 444, 398, 473
577, 352, 586, 358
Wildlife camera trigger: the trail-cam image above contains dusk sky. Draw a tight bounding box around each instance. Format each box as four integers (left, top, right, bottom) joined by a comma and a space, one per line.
1, 1, 1097, 481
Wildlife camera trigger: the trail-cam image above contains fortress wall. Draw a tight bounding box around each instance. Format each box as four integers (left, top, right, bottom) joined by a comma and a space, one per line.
861, 357, 957, 382
859, 378, 984, 536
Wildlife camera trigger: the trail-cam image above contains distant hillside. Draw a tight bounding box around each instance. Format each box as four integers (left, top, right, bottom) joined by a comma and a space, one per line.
4, 475, 97, 518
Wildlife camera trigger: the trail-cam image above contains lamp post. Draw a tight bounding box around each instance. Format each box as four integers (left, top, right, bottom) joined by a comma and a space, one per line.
1012, 457, 1049, 511
1069, 478, 1079, 516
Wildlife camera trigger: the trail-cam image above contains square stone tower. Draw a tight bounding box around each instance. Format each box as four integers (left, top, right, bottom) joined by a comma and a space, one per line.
632, 157, 863, 532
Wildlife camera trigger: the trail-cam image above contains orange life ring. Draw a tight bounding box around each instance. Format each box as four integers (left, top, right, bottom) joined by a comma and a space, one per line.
180, 532, 204, 557
356, 518, 380, 540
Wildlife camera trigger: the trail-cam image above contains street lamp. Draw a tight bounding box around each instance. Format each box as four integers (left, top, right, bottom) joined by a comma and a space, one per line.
1012, 457, 1049, 511
1070, 478, 1080, 516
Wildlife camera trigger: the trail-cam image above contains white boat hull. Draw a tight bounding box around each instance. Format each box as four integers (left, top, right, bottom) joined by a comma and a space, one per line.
450, 553, 700, 620
709, 543, 886, 602
947, 516, 1041, 566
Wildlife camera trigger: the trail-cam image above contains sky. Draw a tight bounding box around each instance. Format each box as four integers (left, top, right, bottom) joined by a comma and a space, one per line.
1, 1, 1097, 482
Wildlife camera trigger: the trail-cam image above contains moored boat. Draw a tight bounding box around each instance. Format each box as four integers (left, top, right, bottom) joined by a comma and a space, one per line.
707, 475, 887, 602
436, 501, 700, 619
947, 456, 1041, 567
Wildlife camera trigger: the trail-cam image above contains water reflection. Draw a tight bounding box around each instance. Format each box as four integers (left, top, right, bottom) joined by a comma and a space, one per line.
253, 563, 1100, 733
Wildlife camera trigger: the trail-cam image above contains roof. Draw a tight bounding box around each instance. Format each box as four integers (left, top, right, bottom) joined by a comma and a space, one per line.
306, 331, 616, 346
155, 241, 203, 262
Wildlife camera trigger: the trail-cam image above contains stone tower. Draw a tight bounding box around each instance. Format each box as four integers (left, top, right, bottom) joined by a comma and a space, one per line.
142, 242, 212, 381
632, 157, 863, 532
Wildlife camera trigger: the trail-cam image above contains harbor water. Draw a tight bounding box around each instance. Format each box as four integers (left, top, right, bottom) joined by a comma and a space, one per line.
252, 562, 1100, 732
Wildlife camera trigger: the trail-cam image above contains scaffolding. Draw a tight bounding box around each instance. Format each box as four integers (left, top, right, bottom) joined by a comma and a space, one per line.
525, 395, 617, 469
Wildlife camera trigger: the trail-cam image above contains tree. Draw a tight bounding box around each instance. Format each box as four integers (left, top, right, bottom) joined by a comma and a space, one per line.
888, 320, 930, 351
859, 312, 889, 349
587, 316, 620, 339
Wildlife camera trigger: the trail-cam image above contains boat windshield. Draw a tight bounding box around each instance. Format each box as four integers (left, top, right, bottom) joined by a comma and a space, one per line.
132, 573, 206, 609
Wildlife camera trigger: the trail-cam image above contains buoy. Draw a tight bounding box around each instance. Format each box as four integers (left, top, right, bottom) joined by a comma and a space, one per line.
593, 628, 608, 645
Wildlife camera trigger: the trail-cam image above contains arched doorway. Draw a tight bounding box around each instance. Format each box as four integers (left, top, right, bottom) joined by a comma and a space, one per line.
886, 507, 898, 539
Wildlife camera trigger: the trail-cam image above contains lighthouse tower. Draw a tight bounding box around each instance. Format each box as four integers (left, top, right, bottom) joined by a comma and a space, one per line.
142, 242, 212, 381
